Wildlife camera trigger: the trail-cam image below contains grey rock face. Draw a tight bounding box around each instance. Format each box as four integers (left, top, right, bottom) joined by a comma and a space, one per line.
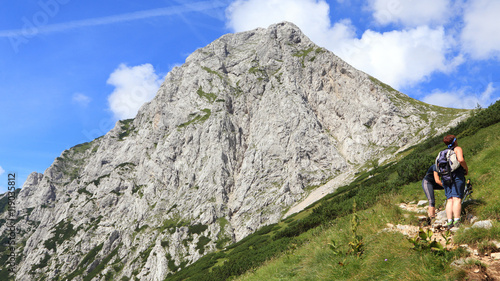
1, 22, 469, 280
472, 220, 493, 229
417, 200, 428, 206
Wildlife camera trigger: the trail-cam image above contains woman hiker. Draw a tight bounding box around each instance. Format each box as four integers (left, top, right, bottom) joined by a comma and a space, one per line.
421, 163, 443, 224
442, 135, 469, 229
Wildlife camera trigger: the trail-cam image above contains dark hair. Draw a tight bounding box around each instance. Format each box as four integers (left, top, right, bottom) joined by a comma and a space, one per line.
443, 135, 456, 146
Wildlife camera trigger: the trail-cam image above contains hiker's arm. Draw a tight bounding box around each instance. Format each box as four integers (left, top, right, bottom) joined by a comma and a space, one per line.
433, 171, 442, 187
455, 146, 469, 175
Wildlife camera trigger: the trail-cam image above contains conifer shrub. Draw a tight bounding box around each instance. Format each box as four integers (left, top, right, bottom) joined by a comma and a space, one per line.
396, 154, 435, 183
196, 236, 211, 254
44, 220, 77, 251
188, 224, 208, 235
83, 245, 120, 281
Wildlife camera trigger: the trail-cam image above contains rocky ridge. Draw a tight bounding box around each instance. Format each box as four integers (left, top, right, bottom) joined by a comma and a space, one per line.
1, 22, 469, 280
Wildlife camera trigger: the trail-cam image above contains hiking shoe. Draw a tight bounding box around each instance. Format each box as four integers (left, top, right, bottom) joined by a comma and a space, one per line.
453, 220, 461, 228
445, 221, 454, 230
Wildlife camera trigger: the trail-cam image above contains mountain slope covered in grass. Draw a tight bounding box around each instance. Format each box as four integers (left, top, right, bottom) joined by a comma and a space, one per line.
167, 100, 500, 280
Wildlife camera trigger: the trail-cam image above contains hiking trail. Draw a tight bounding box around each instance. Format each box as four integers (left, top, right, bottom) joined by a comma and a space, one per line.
385, 201, 500, 280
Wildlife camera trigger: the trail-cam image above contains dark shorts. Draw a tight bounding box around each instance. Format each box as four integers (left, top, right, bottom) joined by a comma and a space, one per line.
444, 175, 465, 199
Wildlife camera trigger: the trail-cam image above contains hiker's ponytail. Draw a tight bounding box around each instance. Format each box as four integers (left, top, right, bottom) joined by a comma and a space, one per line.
443, 135, 456, 148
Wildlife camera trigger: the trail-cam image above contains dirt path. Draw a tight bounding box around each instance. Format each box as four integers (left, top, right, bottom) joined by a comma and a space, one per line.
389, 202, 500, 280
283, 170, 355, 218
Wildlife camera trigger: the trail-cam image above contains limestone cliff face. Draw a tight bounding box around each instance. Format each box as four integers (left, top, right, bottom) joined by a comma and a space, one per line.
1, 22, 468, 280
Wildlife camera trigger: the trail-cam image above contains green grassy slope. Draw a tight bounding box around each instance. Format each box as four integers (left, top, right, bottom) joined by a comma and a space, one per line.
164, 100, 500, 281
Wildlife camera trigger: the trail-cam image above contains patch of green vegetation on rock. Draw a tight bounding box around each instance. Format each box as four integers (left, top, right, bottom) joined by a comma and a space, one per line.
231, 81, 244, 97
77, 188, 92, 196
196, 86, 218, 103
53, 139, 101, 183
249, 66, 266, 76
118, 119, 135, 141
43, 219, 78, 252
189, 224, 208, 235
292, 47, 315, 58
132, 184, 145, 196
83, 244, 121, 281
159, 219, 178, 233
73, 142, 93, 154
178, 109, 211, 128
116, 162, 136, 169
201, 66, 224, 80
215, 217, 231, 250
369, 76, 397, 93
293, 47, 316, 67
0, 188, 20, 214
85, 215, 103, 231
196, 236, 211, 254
91, 174, 110, 187
30, 252, 51, 273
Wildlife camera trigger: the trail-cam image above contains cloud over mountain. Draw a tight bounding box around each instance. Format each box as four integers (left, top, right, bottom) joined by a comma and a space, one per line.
369, 0, 453, 27
107, 63, 163, 120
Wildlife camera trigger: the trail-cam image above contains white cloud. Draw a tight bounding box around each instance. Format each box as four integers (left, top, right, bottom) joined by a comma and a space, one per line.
422, 83, 499, 109
72, 93, 91, 107
369, 0, 452, 27
226, 0, 336, 42
335, 26, 461, 89
461, 0, 500, 60
225, 0, 357, 72
107, 63, 163, 120
0, 166, 4, 176
225, 0, 461, 90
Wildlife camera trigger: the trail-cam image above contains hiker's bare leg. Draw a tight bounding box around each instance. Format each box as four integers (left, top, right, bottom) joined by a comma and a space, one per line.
452, 197, 462, 219
428, 206, 435, 218
446, 199, 453, 220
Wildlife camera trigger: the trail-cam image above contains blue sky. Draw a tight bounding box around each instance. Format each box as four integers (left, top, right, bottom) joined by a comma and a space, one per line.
1, 0, 499, 193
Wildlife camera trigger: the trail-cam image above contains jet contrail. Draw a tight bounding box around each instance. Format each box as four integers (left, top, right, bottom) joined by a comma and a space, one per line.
0, 0, 229, 38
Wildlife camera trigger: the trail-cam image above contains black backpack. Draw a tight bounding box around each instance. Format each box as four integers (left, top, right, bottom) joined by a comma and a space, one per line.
435, 148, 460, 185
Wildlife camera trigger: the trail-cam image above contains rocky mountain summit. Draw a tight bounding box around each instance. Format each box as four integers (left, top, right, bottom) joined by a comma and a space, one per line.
1, 22, 469, 280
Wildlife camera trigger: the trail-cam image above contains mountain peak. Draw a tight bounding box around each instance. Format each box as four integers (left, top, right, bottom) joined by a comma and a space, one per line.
1, 22, 469, 281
